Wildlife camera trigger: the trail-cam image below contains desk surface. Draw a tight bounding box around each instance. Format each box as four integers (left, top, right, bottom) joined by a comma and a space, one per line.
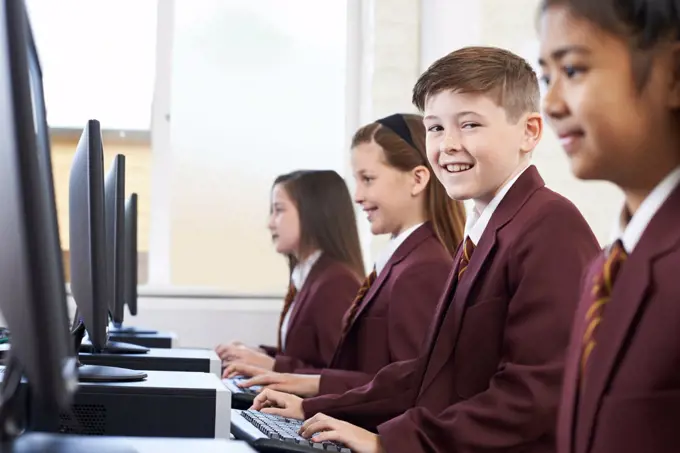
8, 433, 255, 452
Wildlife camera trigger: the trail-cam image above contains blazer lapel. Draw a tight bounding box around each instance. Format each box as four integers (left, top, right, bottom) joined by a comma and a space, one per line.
330, 224, 439, 367
420, 230, 498, 392
560, 258, 604, 453
285, 255, 330, 336
420, 165, 544, 394
577, 184, 680, 453
347, 223, 436, 330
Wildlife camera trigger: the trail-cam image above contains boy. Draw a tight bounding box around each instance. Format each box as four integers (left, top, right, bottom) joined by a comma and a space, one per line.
539, 1, 680, 452
251, 46, 600, 453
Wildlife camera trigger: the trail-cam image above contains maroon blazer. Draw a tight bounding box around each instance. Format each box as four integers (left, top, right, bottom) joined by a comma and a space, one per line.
268, 254, 362, 373
302, 166, 600, 452
296, 223, 453, 395
557, 183, 680, 453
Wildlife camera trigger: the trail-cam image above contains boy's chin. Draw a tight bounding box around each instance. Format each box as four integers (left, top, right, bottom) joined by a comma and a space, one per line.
444, 186, 476, 202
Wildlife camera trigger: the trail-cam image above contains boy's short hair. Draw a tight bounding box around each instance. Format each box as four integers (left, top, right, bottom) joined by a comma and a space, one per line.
412, 46, 540, 123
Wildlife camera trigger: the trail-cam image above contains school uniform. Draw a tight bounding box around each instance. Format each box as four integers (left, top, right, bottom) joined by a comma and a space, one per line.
301, 165, 599, 453
295, 222, 453, 395
557, 166, 680, 453
261, 252, 362, 373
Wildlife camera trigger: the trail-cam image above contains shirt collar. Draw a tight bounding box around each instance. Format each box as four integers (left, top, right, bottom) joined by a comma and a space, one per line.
610, 165, 680, 254
464, 164, 530, 246
291, 250, 322, 290
375, 222, 424, 275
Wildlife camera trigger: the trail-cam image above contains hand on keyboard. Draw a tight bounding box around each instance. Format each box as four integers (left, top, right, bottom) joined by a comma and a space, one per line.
240, 410, 351, 452
300, 413, 383, 453
239, 372, 321, 398
218, 345, 275, 372
223, 361, 270, 379
251, 388, 304, 420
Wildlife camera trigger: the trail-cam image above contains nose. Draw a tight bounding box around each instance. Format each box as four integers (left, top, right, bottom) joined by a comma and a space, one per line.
439, 134, 461, 155
542, 78, 569, 120
353, 184, 365, 205
267, 212, 276, 230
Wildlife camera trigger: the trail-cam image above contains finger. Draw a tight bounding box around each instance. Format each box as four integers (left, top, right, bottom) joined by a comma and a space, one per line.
236, 364, 267, 379
250, 391, 272, 411
261, 407, 294, 417
310, 430, 345, 444
300, 415, 331, 437
300, 420, 332, 439
223, 364, 239, 378
240, 375, 273, 388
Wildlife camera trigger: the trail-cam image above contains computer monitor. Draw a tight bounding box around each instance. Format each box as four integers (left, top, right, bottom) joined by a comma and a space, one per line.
105, 155, 126, 326
108, 193, 158, 335
68, 120, 148, 382
0, 0, 77, 435
125, 194, 138, 318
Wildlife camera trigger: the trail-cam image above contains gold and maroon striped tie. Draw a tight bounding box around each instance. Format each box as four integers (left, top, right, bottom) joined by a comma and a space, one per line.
341, 269, 377, 336
457, 236, 475, 282
580, 240, 627, 382
277, 283, 298, 351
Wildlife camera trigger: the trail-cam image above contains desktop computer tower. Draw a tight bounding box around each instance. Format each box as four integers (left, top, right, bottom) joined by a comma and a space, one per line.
108, 331, 177, 349
78, 347, 221, 377
51, 370, 231, 439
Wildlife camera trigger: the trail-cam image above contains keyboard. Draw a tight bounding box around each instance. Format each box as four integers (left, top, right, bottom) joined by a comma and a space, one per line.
223, 376, 262, 409
231, 409, 351, 452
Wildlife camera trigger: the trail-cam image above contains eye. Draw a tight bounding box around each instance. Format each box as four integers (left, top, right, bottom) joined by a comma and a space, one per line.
362, 176, 374, 184
540, 74, 551, 87
427, 125, 443, 133
563, 64, 586, 79
461, 122, 480, 129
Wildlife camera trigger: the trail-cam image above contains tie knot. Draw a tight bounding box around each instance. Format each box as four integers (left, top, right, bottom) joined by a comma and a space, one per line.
366, 268, 377, 285
463, 237, 475, 261
284, 283, 297, 302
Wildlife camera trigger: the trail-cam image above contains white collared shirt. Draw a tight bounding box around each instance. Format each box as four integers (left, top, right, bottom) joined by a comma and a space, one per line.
609, 166, 680, 254
374, 222, 424, 276
281, 250, 322, 347
464, 165, 530, 246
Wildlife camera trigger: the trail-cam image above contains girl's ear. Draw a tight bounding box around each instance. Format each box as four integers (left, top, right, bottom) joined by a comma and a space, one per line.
668, 42, 680, 109
411, 165, 430, 197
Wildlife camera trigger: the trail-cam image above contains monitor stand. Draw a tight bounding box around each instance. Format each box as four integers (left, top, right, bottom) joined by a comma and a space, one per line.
79, 340, 149, 355
72, 323, 147, 383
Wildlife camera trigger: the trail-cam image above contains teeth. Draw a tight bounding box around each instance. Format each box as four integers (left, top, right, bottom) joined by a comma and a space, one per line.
445, 164, 472, 173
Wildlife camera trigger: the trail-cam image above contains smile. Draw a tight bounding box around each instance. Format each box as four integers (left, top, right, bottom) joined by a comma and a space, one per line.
444, 163, 473, 173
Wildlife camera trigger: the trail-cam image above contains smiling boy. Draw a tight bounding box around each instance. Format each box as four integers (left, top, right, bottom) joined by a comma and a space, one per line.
250, 46, 600, 453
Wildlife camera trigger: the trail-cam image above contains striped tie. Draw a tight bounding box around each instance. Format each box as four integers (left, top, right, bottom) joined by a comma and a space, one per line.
341, 269, 377, 336
580, 240, 627, 382
458, 237, 475, 282
277, 283, 298, 351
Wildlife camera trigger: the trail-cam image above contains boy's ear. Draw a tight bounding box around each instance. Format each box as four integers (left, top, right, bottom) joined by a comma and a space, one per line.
520, 113, 543, 154
411, 165, 430, 197
667, 43, 680, 108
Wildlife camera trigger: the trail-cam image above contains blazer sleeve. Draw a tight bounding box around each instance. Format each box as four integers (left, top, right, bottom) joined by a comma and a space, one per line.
316, 259, 452, 396
376, 202, 600, 452
302, 356, 424, 431
259, 345, 279, 358
273, 272, 359, 373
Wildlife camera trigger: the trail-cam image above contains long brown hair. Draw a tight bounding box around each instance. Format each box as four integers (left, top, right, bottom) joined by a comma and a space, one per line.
272, 170, 365, 279
351, 113, 466, 256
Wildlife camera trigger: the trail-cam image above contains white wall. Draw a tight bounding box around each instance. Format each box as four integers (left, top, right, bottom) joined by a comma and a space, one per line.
162, 0, 350, 294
